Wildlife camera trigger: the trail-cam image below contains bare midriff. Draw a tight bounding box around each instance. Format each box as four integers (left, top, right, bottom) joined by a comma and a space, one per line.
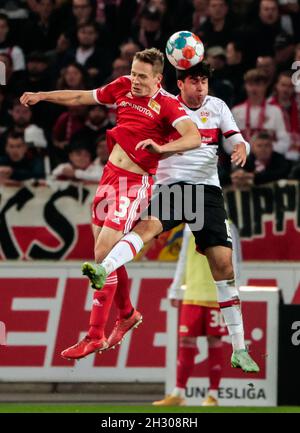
109, 143, 148, 175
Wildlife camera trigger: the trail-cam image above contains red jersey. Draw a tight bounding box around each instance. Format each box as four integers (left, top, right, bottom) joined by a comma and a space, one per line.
92, 75, 189, 174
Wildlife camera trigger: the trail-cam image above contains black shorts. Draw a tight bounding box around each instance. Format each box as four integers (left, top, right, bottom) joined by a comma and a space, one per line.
142, 183, 232, 252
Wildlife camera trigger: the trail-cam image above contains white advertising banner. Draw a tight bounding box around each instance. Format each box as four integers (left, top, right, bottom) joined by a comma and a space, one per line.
166, 287, 279, 406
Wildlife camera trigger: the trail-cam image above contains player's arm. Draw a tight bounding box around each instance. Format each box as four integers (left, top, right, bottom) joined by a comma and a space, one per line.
136, 118, 201, 154
20, 90, 96, 107
220, 101, 250, 167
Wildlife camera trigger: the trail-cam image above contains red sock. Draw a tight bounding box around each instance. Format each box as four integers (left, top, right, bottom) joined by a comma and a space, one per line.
88, 271, 118, 339
176, 345, 197, 389
114, 266, 133, 319
208, 345, 223, 390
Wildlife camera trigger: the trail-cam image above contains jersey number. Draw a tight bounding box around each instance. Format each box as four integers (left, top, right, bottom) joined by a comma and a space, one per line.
114, 196, 131, 218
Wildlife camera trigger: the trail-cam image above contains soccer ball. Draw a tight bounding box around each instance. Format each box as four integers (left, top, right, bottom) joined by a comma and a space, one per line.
165, 31, 205, 70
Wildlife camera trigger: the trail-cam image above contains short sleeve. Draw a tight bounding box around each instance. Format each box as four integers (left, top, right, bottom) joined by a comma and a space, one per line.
162, 96, 190, 127
92, 76, 130, 106
219, 100, 241, 138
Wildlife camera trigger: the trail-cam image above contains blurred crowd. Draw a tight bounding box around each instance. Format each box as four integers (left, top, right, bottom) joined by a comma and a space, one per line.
0, 0, 300, 189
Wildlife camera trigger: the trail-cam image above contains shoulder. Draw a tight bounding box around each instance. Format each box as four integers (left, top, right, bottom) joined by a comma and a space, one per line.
205, 95, 229, 110
157, 87, 178, 103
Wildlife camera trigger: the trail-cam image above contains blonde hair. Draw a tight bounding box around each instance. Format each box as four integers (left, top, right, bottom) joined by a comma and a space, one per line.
133, 48, 164, 74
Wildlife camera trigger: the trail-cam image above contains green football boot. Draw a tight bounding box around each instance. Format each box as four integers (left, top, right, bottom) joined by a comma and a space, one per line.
231, 349, 260, 373
81, 262, 107, 290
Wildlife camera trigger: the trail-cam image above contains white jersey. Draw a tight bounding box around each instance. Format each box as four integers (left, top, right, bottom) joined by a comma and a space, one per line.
156, 95, 246, 187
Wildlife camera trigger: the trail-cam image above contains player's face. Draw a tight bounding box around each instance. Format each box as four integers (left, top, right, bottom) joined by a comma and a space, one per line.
178, 76, 208, 108
130, 60, 162, 97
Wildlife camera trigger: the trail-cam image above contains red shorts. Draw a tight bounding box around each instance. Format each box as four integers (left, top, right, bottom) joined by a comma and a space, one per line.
92, 161, 154, 233
179, 304, 228, 337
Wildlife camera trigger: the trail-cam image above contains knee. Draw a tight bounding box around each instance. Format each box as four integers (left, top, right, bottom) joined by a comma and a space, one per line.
212, 260, 234, 280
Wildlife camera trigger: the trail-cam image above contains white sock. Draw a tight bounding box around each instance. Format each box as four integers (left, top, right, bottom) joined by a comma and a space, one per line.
215, 279, 246, 351
171, 387, 185, 398
101, 232, 144, 275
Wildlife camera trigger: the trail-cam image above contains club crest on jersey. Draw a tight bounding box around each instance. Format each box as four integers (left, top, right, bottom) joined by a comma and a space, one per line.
148, 98, 161, 114
200, 110, 209, 123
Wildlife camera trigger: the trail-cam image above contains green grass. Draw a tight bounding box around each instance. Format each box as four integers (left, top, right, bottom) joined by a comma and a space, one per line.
0, 404, 299, 413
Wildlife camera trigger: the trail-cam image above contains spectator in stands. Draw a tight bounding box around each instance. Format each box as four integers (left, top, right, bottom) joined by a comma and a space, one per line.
0, 13, 25, 71
119, 41, 141, 64
0, 87, 11, 133
70, 104, 114, 156
240, 0, 284, 65
273, 31, 296, 72
56, 62, 89, 90
198, 0, 236, 48
230, 130, 291, 188
232, 68, 290, 156
191, 0, 209, 33
256, 55, 277, 96
206, 46, 234, 106
0, 131, 45, 183
132, 6, 164, 50
0, 99, 48, 155
103, 57, 131, 84
94, 133, 109, 168
52, 105, 87, 164
269, 70, 300, 161
51, 139, 102, 182
225, 40, 247, 104
63, 22, 111, 85
14, 51, 52, 96
21, 0, 61, 54
278, 0, 300, 39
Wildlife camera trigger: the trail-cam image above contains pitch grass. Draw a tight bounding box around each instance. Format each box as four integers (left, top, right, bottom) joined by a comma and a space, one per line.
0, 404, 300, 413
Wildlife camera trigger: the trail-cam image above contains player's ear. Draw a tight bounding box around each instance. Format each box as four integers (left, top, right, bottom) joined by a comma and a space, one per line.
177, 79, 183, 91
156, 73, 162, 84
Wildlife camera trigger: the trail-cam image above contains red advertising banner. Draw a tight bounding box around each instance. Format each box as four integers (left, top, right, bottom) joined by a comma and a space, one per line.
0, 181, 299, 261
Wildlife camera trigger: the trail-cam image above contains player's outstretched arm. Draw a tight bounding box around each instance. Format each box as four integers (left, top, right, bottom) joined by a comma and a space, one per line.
20, 90, 96, 107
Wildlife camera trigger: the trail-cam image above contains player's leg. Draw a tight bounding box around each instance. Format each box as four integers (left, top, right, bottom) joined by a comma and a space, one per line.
202, 306, 226, 406
191, 185, 259, 372
61, 225, 120, 359
202, 335, 223, 406
205, 245, 259, 372
98, 183, 182, 278
153, 304, 202, 406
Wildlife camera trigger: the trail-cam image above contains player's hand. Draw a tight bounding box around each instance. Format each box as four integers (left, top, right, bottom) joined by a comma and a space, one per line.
135, 139, 162, 154
231, 143, 247, 167
20, 92, 41, 107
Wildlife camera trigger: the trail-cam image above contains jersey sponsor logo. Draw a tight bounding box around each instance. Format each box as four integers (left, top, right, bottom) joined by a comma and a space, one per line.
119, 100, 154, 118
148, 98, 161, 114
